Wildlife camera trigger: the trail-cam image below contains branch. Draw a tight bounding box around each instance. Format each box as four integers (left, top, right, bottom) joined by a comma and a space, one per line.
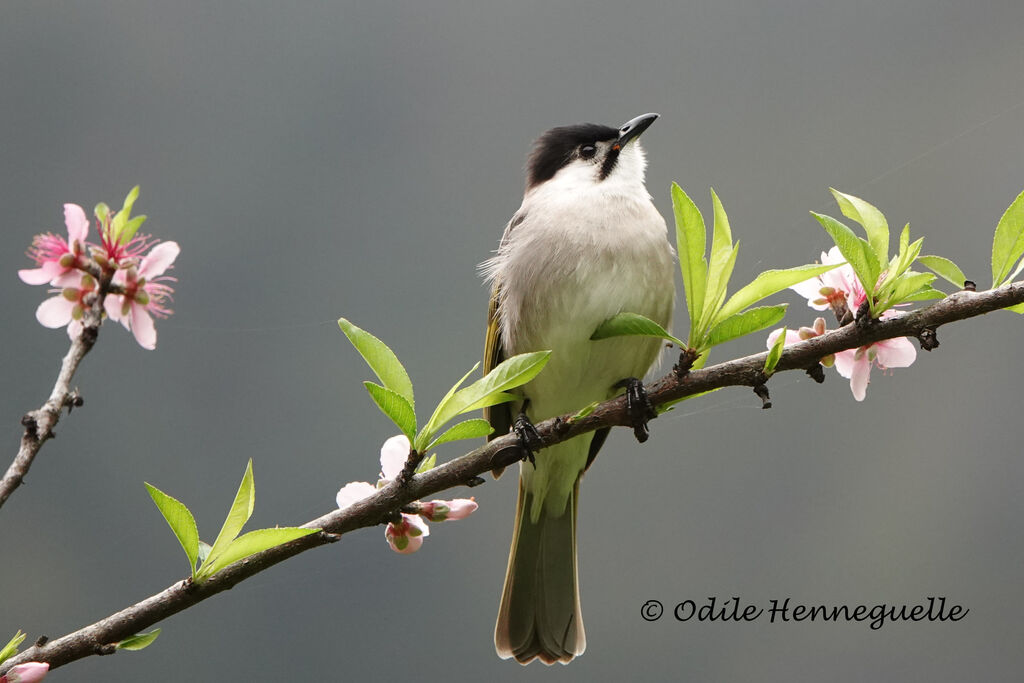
0, 272, 113, 510
4, 282, 1022, 672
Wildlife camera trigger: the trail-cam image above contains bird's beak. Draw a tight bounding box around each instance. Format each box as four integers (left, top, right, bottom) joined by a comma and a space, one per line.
613, 113, 659, 150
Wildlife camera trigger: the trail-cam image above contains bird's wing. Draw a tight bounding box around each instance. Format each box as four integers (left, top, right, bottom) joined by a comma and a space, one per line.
483, 283, 511, 451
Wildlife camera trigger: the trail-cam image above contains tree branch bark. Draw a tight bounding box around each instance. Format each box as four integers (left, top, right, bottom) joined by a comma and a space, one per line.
3, 282, 1022, 673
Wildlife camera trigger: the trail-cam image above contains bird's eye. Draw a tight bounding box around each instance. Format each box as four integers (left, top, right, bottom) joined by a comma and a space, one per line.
579, 144, 597, 159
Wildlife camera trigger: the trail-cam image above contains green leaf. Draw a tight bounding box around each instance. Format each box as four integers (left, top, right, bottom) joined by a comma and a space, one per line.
991, 189, 1024, 286
460, 391, 518, 413
117, 629, 161, 651
415, 363, 480, 450
812, 212, 880, 301
428, 418, 494, 449
917, 255, 966, 288
415, 453, 437, 473
701, 189, 739, 334
120, 214, 147, 244
419, 352, 549, 448
882, 271, 936, 307
121, 185, 141, 218
714, 263, 839, 324
590, 311, 685, 346
199, 527, 318, 579
0, 631, 26, 664
145, 482, 200, 577
338, 319, 415, 407
1005, 302, 1024, 314
197, 541, 212, 567
706, 305, 787, 349
896, 286, 946, 303
199, 460, 255, 580
671, 183, 708, 340
571, 401, 600, 420
764, 327, 787, 375
831, 189, 889, 265
364, 382, 417, 439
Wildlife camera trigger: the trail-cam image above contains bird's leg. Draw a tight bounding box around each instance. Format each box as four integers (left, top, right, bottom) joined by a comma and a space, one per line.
513, 400, 543, 466
615, 377, 657, 443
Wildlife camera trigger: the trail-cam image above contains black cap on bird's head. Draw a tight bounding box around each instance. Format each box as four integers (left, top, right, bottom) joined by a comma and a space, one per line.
526, 113, 659, 190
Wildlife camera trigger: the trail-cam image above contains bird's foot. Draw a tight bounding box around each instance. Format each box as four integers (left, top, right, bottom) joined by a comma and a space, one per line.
513, 411, 543, 467
616, 377, 657, 443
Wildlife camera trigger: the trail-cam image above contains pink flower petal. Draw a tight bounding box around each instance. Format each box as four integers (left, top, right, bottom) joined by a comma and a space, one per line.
849, 355, 871, 401
833, 348, 858, 378
130, 304, 157, 350
379, 435, 411, 480
766, 328, 804, 348
138, 241, 180, 279
336, 481, 376, 510
64, 203, 89, 244
874, 337, 917, 368
441, 498, 478, 521
4, 661, 50, 683
35, 296, 75, 328
18, 262, 63, 285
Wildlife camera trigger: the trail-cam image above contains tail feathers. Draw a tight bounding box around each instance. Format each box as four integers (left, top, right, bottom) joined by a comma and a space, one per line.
495, 478, 584, 665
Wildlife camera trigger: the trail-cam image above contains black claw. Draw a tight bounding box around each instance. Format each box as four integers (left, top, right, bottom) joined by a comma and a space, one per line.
753, 384, 772, 409
513, 411, 542, 466
806, 364, 826, 383
617, 377, 657, 443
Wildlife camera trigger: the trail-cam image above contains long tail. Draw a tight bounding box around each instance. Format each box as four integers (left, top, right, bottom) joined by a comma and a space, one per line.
494, 474, 585, 665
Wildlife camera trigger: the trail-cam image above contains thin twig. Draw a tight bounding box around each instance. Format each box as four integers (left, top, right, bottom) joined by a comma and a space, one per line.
0, 272, 112, 509
3, 282, 1022, 673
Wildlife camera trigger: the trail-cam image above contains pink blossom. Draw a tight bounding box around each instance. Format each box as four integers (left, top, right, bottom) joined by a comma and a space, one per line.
18, 204, 89, 286
35, 273, 98, 341
791, 246, 866, 313
378, 434, 410, 482
385, 514, 430, 554
834, 335, 917, 401
335, 481, 377, 510
418, 498, 478, 522
0, 662, 49, 683
104, 241, 179, 350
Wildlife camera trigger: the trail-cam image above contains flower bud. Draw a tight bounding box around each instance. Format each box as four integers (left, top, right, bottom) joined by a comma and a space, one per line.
1, 662, 50, 683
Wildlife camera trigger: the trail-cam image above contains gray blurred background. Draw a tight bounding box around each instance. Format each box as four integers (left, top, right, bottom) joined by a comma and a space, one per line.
2, 1, 1023, 680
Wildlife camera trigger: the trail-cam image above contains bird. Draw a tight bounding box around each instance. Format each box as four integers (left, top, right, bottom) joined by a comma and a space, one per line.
480, 113, 676, 664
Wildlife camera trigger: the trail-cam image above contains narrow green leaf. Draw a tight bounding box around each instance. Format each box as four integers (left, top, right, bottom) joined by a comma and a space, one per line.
200, 460, 256, 578
991, 189, 1024, 286
428, 418, 494, 449
714, 263, 839, 324
364, 382, 417, 439
416, 363, 480, 450
590, 311, 686, 346
460, 391, 518, 414
117, 629, 161, 651
702, 189, 737, 333
883, 271, 936, 307
420, 352, 549, 447
706, 305, 787, 349
199, 527, 318, 579
121, 185, 141, 217
831, 189, 889, 265
120, 214, 147, 244
0, 631, 26, 664
145, 482, 200, 577
571, 401, 600, 420
197, 541, 212, 567
896, 286, 946, 303
764, 327, 787, 375
812, 212, 880, 295
338, 319, 415, 407
671, 183, 708, 339
917, 255, 966, 288
415, 453, 437, 473
1005, 302, 1024, 314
